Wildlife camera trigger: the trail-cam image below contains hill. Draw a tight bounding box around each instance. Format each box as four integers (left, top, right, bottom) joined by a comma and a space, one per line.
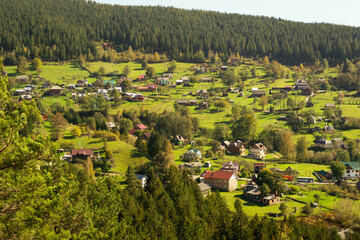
1, 0, 360, 64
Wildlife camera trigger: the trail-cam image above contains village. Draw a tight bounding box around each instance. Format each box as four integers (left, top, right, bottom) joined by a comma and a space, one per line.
6, 55, 360, 218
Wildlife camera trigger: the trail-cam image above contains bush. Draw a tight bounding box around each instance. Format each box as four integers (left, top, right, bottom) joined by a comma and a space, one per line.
93, 130, 119, 141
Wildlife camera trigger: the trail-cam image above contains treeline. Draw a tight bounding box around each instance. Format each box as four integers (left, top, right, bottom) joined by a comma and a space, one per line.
1, 0, 360, 65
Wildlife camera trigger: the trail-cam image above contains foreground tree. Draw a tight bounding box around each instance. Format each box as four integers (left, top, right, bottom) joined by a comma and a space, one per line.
330, 161, 346, 180
232, 112, 257, 142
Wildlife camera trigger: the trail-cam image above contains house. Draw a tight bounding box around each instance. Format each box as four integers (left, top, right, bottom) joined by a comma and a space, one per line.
323, 125, 335, 133
177, 99, 190, 105
181, 77, 190, 83
295, 79, 310, 90
76, 79, 88, 87
136, 75, 146, 81
132, 94, 144, 102
148, 84, 157, 91
136, 174, 147, 188
114, 87, 122, 93
48, 86, 63, 96
16, 76, 29, 83
129, 124, 147, 135
107, 122, 116, 130
138, 86, 148, 92
176, 79, 183, 85
243, 182, 280, 205
197, 102, 209, 110
204, 170, 238, 192
262, 194, 280, 205
222, 91, 229, 97
220, 161, 239, 174
15, 89, 26, 96
198, 183, 212, 197
196, 89, 209, 99
251, 90, 266, 98
314, 170, 333, 181
98, 89, 109, 100
182, 162, 203, 168
250, 143, 267, 159
70, 149, 94, 161
68, 84, 76, 89
143, 132, 152, 141
71, 92, 77, 100
309, 126, 321, 133
221, 66, 229, 71
332, 138, 347, 149
301, 88, 314, 95
183, 149, 202, 161
171, 135, 186, 145
254, 163, 266, 173
325, 103, 335, 108
341, 161, 360, 179
157, 77, 170, 85
20, 95, 32, 101
162, 73, 173, 79
189, 100, 198, 106
227, 140, 246, 156
283, 166, 299, 175
313, 137, 332, 149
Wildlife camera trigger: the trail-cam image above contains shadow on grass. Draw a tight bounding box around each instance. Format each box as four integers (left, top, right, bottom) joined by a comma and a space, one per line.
131, 149, 148, 158
238, 195, 268, 207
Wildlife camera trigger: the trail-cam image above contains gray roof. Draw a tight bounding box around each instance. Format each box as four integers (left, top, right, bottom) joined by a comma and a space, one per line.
198, 183, 212, 192
245, 186, 261, 195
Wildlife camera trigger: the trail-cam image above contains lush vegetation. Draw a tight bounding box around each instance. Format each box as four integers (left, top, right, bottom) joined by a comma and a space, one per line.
1, 64, 350, 239
1, 0, 360, 65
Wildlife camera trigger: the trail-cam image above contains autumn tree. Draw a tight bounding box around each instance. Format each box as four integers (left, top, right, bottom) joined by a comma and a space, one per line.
32, 58, 43, 70
296, 137, 308, 162
71, 126, 81, 137
279, 130, 295, 160
51, 112, 67, 140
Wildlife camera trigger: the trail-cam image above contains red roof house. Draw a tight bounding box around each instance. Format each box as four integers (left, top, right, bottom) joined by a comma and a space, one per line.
204, 170, 238, 192
70, 149, 94, 161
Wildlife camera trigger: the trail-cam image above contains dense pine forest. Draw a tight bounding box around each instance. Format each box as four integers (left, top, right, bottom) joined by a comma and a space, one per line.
1, 0, 360, 65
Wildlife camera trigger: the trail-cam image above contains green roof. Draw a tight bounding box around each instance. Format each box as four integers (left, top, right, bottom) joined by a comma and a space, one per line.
341, 161, 360, 170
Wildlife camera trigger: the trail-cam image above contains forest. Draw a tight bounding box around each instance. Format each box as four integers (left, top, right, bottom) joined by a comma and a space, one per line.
1, 0, 360, 65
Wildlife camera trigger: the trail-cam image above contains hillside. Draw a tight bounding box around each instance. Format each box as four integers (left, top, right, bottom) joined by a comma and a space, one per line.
1, 0, 360, 64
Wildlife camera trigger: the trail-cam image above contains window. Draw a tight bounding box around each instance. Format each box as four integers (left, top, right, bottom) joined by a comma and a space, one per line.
346, 170, 350, 173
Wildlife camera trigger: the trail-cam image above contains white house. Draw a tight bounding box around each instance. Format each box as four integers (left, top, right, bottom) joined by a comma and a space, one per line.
341, 162, 360, 179
249, 143, 267, 159
136, 174, 147, 188
98, 89, 109, 100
